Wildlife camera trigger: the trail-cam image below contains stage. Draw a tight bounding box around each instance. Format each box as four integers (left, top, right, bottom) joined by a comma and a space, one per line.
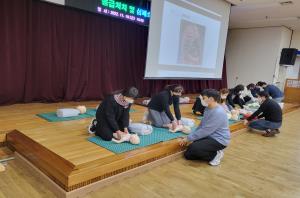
1, 100, 299, 197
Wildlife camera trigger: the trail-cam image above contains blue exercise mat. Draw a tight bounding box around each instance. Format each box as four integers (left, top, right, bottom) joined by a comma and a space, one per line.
88, 127, 186, 154
37, 108, 137, 122
36, 109, 96, 122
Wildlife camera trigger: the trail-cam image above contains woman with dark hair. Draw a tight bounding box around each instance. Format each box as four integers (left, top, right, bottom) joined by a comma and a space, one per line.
147, 84, 184, 130
192, 93, 206, 115
227, 84, 245, 109
247, 83, 260, 98
241, 84, 257, 103
88, 86, 139, 141
219, 88, 232, 112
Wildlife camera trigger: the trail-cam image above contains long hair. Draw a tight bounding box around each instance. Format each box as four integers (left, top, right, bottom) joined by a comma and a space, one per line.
220, 88, 229, 103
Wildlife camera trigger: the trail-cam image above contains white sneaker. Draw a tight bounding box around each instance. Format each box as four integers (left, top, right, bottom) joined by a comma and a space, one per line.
87, 119, 97, 134
209, 150, 224, 166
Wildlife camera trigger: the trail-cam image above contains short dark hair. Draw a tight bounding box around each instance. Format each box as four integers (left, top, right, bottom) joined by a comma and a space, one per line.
201, 89, 220, 102
257, 91, 269, 98
165, 84, 184, 93
122, 86, 139, 98
256, 81, 267, 87
233, 84, 244, 94
247, 83, 255, 90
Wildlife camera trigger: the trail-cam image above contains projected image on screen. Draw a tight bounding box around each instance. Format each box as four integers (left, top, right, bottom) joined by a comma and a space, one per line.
145, 0, 230, 79
177, 20, 205, 65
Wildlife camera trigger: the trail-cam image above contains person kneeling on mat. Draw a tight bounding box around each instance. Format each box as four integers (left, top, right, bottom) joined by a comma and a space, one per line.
244, 91, 282, 137
192, 93, 206, 115
179, 89, 230, 166
89, 86, 139, 141
147, 84, 183, 130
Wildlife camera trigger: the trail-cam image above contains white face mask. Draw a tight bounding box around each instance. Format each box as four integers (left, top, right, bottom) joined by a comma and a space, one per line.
201, 98, 208, 107
221, 95, 227, 99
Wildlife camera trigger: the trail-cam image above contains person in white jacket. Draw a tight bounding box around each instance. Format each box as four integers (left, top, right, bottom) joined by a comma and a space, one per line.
240, 86, 257, 104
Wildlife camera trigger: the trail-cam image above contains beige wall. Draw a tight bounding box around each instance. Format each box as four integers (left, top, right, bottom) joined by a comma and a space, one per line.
225, 26, 292, 90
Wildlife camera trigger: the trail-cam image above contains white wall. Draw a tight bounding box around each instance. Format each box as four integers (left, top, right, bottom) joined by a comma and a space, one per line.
276, 27, 294, 90
287, 31, 300, 79
225, 26, 292, 89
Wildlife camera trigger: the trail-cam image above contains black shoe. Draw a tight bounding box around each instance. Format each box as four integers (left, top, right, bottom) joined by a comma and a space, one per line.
274, 129, 280, 134
88, 119, 97, 134
262, 129, 276, 137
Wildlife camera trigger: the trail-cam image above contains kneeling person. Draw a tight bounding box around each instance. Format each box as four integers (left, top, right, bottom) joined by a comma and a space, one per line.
148, 84, 184, 130
90, 87, 138, 141
244, 91, 282, 137
179, 89, 230, 166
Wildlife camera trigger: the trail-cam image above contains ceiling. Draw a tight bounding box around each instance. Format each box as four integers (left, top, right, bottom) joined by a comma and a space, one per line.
226, 0, 300, 30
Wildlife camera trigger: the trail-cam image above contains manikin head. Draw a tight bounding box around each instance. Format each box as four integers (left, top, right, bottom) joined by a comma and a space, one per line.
76, 105, 87, 114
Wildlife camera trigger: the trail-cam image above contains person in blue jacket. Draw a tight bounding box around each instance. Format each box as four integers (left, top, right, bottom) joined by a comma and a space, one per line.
256, 81, 284, 102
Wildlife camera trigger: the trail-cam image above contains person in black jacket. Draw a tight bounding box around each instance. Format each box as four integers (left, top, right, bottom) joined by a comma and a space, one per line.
88, 87, 139, 141
148, 84, 183, 130
244, 91, 282, 137
192, 92, 206, 115
227, 84, 245, 109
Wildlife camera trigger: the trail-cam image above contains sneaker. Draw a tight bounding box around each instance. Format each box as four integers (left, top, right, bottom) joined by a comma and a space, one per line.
262, 129, 280, 137
274, 129, 280, 134
88, 119, 97, 134
262, 129, 276, 137
209, 150, 224, 166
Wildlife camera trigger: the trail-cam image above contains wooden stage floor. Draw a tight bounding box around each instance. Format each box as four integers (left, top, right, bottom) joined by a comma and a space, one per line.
1, 101, 299, 195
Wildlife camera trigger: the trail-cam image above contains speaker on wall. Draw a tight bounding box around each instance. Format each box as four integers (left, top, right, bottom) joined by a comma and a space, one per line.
279, 48, 298, 66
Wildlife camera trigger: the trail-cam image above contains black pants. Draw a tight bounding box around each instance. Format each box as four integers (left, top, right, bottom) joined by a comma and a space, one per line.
192, 97, 205, 114
243, 96, 252, 103
233, 96, 245, 108
184, 137, 226, 162
95, 122, 125, 141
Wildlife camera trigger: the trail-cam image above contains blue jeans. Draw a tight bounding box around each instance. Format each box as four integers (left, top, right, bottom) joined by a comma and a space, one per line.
249, 119, 282, 131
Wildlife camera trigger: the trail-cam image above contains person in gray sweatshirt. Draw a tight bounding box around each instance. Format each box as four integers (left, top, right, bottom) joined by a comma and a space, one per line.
179, 89, 230, 166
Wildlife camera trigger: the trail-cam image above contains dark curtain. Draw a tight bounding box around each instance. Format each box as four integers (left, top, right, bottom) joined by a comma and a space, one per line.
0, 0, 227, 105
